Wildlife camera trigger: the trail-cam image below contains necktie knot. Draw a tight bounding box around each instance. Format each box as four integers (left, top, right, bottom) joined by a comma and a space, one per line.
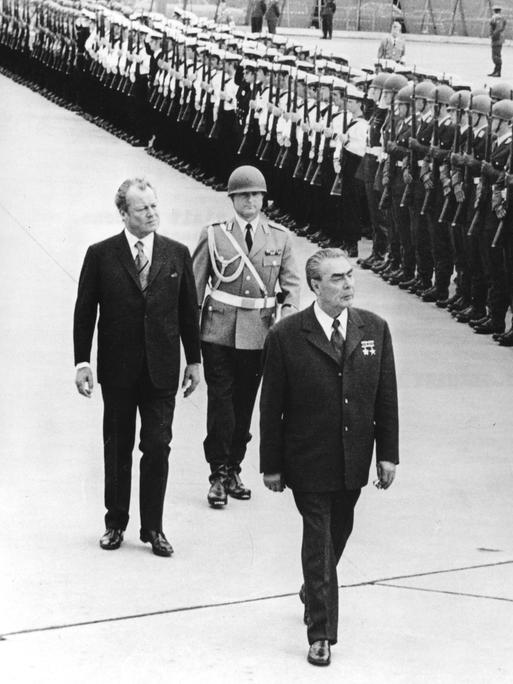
332, 318, 340, 331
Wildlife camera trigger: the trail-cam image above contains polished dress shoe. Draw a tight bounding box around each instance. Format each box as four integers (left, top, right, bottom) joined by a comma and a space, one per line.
422, 286, 447, 303
208, 478, 228, 507
371, 258, 388, 273
398, 276, 417, 290
100, 528, 124, 550
450, 299, 470, 315
457, 306, 486, 324
411, 280, 431, 295
225, 472, 251, 500
474, 320, 505, 335
307, 640, 331, 666
140, 529, 173, 557
469, 315, 489, 328
445, 293, 463, 310
387, 270, 406, 285
498, 329, 513, 346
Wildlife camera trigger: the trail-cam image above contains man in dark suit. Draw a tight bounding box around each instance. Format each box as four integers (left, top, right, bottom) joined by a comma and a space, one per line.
74, 178, 201, 556
260, 247, 398, 666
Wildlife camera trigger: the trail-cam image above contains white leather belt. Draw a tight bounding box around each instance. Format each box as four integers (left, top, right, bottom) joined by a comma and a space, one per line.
418, 160, 424, 168
210, 290, 276, 309
365, 146, 381, 157
473, 177, 480, 185
395, 160, 404, 168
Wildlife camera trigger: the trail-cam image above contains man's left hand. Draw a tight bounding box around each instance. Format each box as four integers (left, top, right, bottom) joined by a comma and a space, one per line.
263, 473, 286, 492
182, 363, 201, 398
376, 461, 396, 489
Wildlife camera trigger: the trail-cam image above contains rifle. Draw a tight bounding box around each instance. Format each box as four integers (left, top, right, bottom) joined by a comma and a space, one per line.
192, 48, 208, 130
467, 98, 493, 237
293, 80, 311, 180
304, 77, 322, 182
420, 90, 440, 216
127, 28, 140, 97
208, 56, 226, 140
275, 72, 293, 168
330, 88, 348, 196
165, 38, 180, 116
378, 91, 396, 210
492, 125, 513, 247
238, 67, 259, 156
311, 79, 333, 187
400, 80, 417, 207
256, 68, 274, 159
451, 94, 473, 228
181, 45, 198, 123
279, 72, 299, 169
260, 67, 282, 162
438, 100, 462, 223
196, 49, 212, 134
177, 41, 189, 121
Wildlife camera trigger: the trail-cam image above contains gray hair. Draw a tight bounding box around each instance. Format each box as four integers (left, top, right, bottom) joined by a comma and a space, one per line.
305, 247, 348, 292
115, 177, 156, 214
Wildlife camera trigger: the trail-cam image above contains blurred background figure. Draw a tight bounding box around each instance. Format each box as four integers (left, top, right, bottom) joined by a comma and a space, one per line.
320, 0, 336, 40
250, 0, 266, 33
489, 5, 507, 77
377, 20, 405, 63
265, 0, 281, 34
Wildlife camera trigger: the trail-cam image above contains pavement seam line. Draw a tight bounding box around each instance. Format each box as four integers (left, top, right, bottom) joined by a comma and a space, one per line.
2, 559, 512, 640
374, 582, 513, 603
0, 200, 77, 283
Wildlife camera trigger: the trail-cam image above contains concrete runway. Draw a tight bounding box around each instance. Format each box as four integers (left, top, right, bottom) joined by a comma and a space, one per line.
1, 43, 513, 683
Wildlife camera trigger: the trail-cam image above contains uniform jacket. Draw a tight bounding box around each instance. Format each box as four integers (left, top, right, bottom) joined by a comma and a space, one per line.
193, 216, 300, 350
260, 304, 399, 491
73, 232, 201, 389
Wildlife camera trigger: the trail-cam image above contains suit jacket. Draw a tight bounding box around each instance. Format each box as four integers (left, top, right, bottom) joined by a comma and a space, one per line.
73, 231, 201, 389
192, 216, 300, 350
260, 304, 399, 491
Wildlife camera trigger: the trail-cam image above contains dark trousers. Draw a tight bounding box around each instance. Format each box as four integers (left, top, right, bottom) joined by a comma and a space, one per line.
362, 154, 388, 257
202, 342, 262, 481
322, 15, 334, 39
492, 43, 502, 73
409, 180, 434, 283
251, 16, 263, 32
293, 488, 361, 645
101, 367, 176, 532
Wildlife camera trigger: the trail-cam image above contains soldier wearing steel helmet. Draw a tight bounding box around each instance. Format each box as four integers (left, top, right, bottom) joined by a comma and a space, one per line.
192, 165, 300, 508
489, 5, 507, 78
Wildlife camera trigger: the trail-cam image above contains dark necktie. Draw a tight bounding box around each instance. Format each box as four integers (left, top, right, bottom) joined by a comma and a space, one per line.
135, 240, 149, 294
330, 318, 344, 363
245, 224, 253, 252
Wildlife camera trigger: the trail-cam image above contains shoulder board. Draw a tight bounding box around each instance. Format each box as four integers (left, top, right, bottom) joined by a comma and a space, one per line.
267, 220, 287, 231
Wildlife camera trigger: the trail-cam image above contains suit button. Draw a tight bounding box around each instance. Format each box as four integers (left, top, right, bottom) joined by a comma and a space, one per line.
338, 372, 342, 377
344, 426, 348, 432
246, 275, 251, 280
244, 290, 250, 295
344, 398, 348, 404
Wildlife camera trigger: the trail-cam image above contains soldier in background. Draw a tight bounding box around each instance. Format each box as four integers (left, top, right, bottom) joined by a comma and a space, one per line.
488, 6, 507, 78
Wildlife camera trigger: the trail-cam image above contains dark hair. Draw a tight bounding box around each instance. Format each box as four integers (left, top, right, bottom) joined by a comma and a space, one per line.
305, 248, 348, 291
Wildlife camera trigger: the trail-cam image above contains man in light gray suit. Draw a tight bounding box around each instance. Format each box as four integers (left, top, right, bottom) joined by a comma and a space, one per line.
193, 165, 300, 507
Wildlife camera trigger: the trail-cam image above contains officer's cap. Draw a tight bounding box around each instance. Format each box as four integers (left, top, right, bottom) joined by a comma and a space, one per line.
242, 60, 258, 71
297, 60, 315, 72
346, 83, 365, 100
332, 78, 348, 92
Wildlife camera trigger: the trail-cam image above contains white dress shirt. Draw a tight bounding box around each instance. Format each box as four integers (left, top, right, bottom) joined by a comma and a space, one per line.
124, 228, 154, 265
234, 214, 259, 246
313, 301, 348, 341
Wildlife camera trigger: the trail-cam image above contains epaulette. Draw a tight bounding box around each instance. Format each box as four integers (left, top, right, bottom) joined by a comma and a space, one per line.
267, 220, 287, 231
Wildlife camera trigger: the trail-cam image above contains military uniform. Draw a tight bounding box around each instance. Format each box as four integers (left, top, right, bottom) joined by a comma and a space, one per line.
193, 212, 300, 494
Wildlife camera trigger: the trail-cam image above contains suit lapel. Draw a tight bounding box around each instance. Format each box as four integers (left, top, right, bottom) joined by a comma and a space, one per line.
249, 219, 267, 258
301, 304, 341, 366
344, 308, 365, 360
115, 232, 141, 291
147, 233, 167, 288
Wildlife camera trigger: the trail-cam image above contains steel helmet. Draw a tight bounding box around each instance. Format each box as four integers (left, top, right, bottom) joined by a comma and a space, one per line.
396, 84, 414, 104
414, 80, 436, 100
492, 99, 513, 121
227, 166, 267, 195
429, 84, 454, 105
370, 72, 389, 90
448, 91, 471, 110
490, 81, 513, 101
383, 73, 408, 93
470, 94, 492, 115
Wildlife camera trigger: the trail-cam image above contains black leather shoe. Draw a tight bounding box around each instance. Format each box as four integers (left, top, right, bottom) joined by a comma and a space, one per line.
469, 315, 489, 328
100, 528, 124, 550
382, 267, 402, 282
445, 293, 464, 310
208, 478, 228, 507
474, 320, 505, 335
225, 472, 251, 500
398, 276, 417, 290
498, 329, 513, 346
307, 640, 331, 666
388, 270, 407, 285
411, 280, 431, 295
422, 286, 447, 303
457, 307, 486, 324
140, 529, 173, 557
371, 258, 388, 273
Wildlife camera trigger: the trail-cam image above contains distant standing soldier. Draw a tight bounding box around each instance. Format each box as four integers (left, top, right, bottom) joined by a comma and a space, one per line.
377, 20, 405, 63
488, 6, 507, 77
250, 0, 267, 33
193, 166, 300, 508
265, 0, 281, 34
320, 1, 336, 40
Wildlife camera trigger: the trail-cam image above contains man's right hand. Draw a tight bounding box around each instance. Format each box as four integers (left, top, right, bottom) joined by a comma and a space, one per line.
75, 367, 94, 398
263, 473, 285, 492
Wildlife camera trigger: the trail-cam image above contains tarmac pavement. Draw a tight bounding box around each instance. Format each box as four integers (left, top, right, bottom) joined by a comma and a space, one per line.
1, 51, 512, 684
